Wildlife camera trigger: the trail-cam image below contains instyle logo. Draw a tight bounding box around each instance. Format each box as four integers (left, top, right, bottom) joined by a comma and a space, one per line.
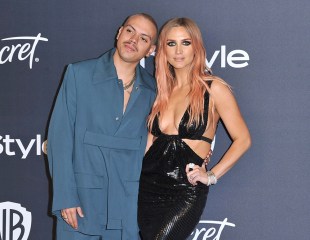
190, 218, 236, 240
140, 45, 249, 69
0, 202, 32, 240
206, 45, 249, 68
0, 33, 48, 69
0, 135, 46, 159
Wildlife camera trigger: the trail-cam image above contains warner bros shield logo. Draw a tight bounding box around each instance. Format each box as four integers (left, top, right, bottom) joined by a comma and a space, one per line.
0, 202, 32, 240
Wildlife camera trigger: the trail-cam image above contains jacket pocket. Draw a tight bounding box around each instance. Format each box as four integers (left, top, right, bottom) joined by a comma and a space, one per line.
74, 172, 104, 189
124, 180, 139, 196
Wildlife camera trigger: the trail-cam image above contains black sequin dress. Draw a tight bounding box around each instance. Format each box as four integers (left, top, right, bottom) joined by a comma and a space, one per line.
138, 85, 213, 240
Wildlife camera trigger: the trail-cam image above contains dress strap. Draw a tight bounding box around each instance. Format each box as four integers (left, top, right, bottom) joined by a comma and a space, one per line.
200, 136, 213, 144
150, 114, 162, 137
206, 80, 213, 88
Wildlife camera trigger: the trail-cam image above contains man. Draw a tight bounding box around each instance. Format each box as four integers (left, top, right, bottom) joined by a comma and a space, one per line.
47, 13, 157, 240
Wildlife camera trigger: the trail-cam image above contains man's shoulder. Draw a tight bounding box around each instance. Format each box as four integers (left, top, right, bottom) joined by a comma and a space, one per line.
70, 49, 113, 72
70, 56, 99, 71
138, 66, 156, 91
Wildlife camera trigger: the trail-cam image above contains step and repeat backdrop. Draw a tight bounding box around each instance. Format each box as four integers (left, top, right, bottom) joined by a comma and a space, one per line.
1, 0, 309, 239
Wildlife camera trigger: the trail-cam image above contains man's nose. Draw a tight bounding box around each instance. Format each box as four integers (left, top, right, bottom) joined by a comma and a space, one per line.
130, 33, 138, 44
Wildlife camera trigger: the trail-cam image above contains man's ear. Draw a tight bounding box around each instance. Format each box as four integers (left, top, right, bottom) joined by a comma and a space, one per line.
116, 26, 123, 40
146, 45, 156, 57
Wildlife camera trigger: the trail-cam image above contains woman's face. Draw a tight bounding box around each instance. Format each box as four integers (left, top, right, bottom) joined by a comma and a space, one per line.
165, 26, 194, 71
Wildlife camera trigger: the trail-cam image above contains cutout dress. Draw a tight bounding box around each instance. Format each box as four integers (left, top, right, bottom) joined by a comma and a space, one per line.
138, 82, 213, 240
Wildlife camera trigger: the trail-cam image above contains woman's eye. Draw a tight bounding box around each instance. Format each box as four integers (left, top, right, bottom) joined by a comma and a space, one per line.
182, 41, 191, 46
167, 41, 176, 47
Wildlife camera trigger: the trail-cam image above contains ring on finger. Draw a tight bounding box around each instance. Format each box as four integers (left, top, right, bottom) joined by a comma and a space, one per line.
189, 163, 195, 171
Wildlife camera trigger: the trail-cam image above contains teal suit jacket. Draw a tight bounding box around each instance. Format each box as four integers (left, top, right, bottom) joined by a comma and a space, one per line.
47, 48, 156, 239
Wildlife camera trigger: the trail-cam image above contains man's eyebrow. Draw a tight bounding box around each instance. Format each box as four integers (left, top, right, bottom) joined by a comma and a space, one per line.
125, 24, 152, 40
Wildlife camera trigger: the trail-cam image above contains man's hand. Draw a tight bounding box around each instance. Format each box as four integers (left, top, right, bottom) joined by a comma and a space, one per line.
61, 207, 84, 229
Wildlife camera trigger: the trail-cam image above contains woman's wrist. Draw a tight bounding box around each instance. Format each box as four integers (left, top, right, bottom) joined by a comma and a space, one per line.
206, 170, 217, 186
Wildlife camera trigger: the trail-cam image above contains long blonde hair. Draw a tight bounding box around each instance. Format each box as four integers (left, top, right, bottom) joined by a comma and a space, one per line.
148, 17, 226, 130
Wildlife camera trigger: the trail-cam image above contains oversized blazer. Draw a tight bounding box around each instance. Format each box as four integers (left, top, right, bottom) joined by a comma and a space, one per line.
47, 48, 156, 239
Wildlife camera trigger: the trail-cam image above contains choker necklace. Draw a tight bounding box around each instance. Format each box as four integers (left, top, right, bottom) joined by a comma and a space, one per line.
123, 73, 136, 91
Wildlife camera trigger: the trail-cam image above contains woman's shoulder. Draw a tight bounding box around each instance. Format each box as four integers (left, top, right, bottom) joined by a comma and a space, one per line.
203, 75, 231, 92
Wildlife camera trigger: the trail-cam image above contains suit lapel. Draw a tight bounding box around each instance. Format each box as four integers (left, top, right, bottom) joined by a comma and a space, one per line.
92, 48, 118, 85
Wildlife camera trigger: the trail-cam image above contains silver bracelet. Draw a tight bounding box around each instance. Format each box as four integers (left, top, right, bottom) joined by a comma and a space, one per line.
206, 171, 217, 186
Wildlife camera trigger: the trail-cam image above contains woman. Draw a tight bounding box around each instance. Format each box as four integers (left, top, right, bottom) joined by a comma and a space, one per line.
138, 17, 251, 240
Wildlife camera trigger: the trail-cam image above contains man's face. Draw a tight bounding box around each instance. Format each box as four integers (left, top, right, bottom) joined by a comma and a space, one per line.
116, 15, 156, 64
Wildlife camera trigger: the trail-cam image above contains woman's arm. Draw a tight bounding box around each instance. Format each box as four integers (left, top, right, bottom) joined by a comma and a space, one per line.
186, 80, 251, 185
210, 80, 251, 179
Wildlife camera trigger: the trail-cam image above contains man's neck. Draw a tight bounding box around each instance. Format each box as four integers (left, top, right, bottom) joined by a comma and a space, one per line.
113, 51, 137, 80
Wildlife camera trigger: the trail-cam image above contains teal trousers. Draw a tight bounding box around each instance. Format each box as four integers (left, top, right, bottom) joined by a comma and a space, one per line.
56, 220, 122, 240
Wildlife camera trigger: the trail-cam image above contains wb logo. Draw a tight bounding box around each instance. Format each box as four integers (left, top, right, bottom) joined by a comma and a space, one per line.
0, 202, 31, 240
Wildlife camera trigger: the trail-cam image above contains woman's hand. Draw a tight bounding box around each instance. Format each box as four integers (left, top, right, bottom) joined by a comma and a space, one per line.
186, 163, 209, 186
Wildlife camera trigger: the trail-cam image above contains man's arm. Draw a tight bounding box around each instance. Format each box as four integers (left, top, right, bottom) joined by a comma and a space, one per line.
47, 64, 81, 225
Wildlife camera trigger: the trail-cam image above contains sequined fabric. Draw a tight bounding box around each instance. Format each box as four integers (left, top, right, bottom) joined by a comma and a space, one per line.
138, 84, 212, 240
138, 135, 209, 240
